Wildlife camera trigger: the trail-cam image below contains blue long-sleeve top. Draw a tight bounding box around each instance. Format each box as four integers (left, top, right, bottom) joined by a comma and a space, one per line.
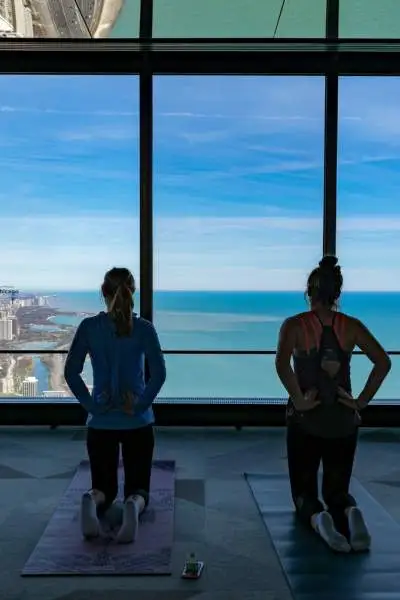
64, 311, 166, 430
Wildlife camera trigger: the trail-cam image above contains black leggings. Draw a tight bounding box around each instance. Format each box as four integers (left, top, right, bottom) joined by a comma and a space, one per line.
86, 425, 154, 515
287, 424, 357, 534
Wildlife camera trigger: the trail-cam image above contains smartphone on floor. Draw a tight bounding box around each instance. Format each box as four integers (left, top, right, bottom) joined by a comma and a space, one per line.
181, 560, 204, 579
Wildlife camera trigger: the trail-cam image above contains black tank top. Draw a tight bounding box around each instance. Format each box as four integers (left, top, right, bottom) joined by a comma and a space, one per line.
287, 312, 360, 438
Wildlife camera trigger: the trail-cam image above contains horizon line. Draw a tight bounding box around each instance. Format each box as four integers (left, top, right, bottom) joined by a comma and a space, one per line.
19, 289, 400, 294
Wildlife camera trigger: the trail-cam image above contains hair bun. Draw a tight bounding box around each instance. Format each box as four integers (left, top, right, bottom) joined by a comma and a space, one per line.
319, 255, 338, 270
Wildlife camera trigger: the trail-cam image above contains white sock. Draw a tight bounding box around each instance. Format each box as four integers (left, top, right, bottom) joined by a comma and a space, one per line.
346, 507, 371, 551
116, 495, 144, 544
81, 491, 100, 539
312, 511, 351, 553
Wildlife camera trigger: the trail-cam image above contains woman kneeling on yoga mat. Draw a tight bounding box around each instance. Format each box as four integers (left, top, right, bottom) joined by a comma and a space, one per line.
275, 255, 391, 553
64, 267, 166, 543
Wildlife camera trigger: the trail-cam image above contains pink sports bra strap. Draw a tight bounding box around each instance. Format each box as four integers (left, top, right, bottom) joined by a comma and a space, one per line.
309, 314, 322, 349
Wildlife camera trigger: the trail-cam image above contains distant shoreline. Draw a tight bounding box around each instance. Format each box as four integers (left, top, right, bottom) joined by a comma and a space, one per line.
94, 0, 124, 38
14, 306, 96, 352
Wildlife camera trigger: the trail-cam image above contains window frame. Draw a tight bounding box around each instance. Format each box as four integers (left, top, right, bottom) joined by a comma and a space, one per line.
2, 0, 400, 426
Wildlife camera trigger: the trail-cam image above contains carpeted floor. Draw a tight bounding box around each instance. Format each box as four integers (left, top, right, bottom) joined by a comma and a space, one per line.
1, 426, 400, 599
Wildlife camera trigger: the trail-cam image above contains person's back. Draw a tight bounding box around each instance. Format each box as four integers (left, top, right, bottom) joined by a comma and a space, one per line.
64, 267, 166, 544
287, 308, 360, 438
65, 310, 166, 430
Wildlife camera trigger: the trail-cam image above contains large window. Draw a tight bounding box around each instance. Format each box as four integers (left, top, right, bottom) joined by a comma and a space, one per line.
154, 76, 324, 398
0, 75, 139, 399
338, 77, 400, 400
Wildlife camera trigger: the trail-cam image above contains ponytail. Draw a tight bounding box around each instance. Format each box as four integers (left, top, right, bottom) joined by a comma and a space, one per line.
101, 267, 135, 337
108, 284, 133, 336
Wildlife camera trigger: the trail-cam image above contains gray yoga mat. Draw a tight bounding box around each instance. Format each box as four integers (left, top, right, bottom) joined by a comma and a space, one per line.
22, 460, 175, 576
245, 472, 400, 600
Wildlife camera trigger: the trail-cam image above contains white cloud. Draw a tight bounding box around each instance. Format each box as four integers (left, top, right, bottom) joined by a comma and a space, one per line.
58, 125, 137, 142
338, 217, 400, 232
0, 157, 136, 180
0, 106, 137, 117
340, 78, 400, 145
2, 76, 400, 293
0, 213, 398, 291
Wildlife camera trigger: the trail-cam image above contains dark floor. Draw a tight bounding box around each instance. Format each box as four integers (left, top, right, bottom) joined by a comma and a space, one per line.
1, 426, 400, 600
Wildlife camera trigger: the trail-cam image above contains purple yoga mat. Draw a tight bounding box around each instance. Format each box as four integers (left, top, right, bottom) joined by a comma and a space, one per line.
21, 460, 175, 576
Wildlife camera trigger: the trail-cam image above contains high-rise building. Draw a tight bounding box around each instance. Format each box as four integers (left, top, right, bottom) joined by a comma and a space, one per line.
10, 316, 19, 338
0, 2, 14, 33
0, 318, 13, 341
0, 355, 15, 395
0, 374, 13, 395
22, 376, 38, 397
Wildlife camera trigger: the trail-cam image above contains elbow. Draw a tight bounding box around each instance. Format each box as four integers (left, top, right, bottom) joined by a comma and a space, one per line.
150, 359, 166, 389
275, 357, 285, 377
275, 359, 291, 385
63, 364, 70, 384
63, 361, 76, 386
381, 355, 392, 375
375, 354, 391, 377
159, 362, 167, 386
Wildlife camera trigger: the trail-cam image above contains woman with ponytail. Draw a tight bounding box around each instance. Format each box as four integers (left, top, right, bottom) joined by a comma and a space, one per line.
275, 256, 390, 553
64, 267, 166, 543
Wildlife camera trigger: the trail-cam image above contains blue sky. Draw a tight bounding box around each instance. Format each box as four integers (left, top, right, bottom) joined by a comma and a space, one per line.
0, 75, 397, 291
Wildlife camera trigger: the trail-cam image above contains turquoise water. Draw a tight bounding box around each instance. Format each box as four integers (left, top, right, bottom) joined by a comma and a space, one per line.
109, 0, 140, 37
30, 324, 60, 333
31, 291, 400, 400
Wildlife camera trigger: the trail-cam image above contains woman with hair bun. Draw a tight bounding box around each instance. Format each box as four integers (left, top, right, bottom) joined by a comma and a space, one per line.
275, 256, 390, 553
64, 267, 166, 543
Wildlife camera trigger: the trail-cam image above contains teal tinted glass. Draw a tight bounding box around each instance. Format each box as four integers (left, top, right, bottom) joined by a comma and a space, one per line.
340, 0, 400, 38
153, 0, 327, 38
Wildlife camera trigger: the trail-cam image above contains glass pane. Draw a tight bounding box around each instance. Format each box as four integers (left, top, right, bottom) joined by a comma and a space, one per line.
339, 0, 400, 38
0, 75, 139, 356
0, 352, 69, 398
338, 76, 400, 402
162, 354, 399, 400
162, 354, 281, 398
154, 76, 324, 352
153, 0, 326, 38
275, 0, 327, 38
1, 0, 140, 38
3, 351, 396, 402
351, 354, 398, 401
0, 353, 92, 400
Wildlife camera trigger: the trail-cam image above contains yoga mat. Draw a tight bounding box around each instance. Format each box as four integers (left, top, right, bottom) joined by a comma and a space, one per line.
245, 473, 400, 600
22, 460, 175, 576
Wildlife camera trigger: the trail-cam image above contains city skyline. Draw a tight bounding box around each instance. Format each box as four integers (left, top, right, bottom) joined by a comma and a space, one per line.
1, 75, 400, 291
